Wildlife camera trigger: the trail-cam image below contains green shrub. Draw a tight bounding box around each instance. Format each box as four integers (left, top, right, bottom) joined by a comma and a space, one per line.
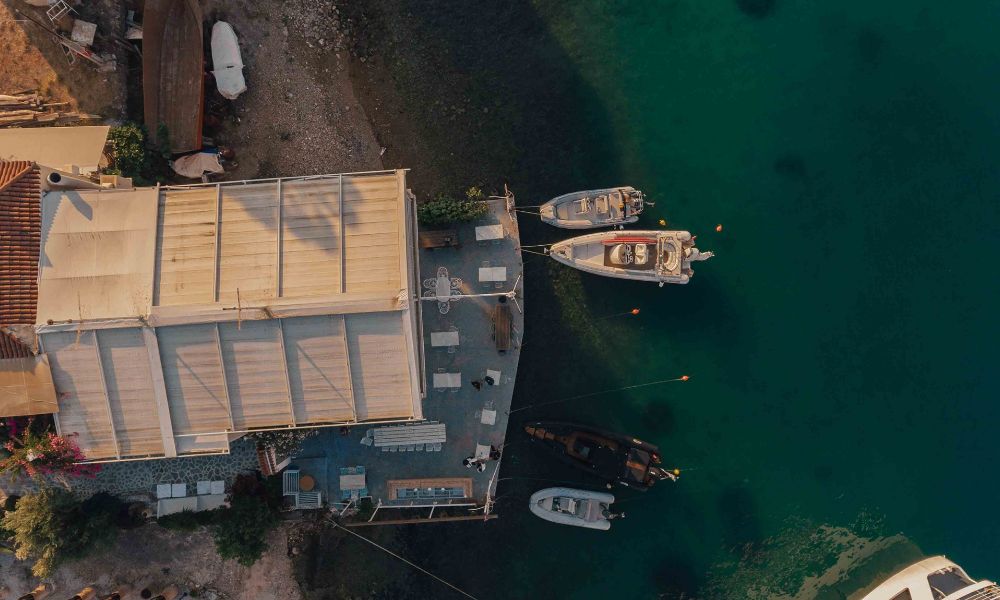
211, 494, 279, 567
417, 192, 489, 226
106, 123, 148, 179
158, 508, 219, 531
2, 489, 121, 576
248, 429, 318, 457
157, 510, 200, 532
465, 186, 485, 201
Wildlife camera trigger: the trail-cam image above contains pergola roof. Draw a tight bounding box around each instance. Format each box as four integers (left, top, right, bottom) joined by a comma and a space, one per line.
35, 171, 424, 461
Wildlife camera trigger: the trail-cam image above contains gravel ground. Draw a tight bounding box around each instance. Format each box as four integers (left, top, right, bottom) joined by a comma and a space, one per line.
0, 0, 127, 118
202, 0, 384, 179
0, 525, 303, 600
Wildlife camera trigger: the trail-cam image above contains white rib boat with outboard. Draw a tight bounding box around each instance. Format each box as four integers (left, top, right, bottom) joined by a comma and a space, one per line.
858, 556, 999, 600
548, 230, 713, 285
539, 186, 646, 229
528, 487, 622, 530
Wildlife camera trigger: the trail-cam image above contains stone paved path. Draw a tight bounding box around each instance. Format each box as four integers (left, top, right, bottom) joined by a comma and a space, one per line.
0, 439, 260, 499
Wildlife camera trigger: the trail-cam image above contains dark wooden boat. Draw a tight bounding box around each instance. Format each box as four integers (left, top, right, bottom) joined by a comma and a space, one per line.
524, 421, 679, 491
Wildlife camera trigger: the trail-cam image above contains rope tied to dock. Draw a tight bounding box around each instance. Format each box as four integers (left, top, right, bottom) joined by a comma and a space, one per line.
327, 520, 481, 600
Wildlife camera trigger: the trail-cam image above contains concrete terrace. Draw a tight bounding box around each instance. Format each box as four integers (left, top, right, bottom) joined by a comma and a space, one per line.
292, 195, 524, 514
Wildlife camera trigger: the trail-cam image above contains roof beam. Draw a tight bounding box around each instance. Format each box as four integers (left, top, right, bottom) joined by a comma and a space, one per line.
212, 183, 222, 302
91, 331, 121, 460
142, 327, 177, 457
339, 174, 346, 293
213, 323, 236, 432
276, 319, 296, 426
340, 315, 358, 423
276, 178, 284, 298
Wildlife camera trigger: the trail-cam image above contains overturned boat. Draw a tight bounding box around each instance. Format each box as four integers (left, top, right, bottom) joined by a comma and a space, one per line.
529, 487, 622, 531
539, 187, 645, 229
524, 422, 679, 491
548, 230, 712, 285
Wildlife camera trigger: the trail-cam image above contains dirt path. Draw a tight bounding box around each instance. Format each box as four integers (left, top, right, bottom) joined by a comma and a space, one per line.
202, 0, 383, 179
0, 524, 302, 600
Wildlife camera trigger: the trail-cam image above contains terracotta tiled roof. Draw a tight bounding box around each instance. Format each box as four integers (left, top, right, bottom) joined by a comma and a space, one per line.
0, 161, 41, 325
0, 331, 31, 359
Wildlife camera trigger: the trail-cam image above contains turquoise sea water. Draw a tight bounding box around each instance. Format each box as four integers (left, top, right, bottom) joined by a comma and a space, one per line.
355, 1, 1000, 597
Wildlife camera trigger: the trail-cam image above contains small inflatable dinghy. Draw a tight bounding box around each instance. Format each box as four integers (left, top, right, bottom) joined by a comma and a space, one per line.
528, 487, 622, 530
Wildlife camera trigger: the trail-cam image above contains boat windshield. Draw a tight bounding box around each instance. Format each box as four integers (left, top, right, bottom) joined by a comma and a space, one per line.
553, 497, 581, 515
624, 448, 651, 483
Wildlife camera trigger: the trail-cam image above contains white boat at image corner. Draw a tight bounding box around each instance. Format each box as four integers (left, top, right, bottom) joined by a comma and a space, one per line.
539, 186, 646, 229
528, 487, 622, 531
548, 230, 713, 286
860, 556, 999, 600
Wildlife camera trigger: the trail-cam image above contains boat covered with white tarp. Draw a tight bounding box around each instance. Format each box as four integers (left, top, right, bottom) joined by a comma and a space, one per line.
539, 186, 645, 229
528, 487, 620, 530
211, 22, 246, 100
548, 230, 713, 285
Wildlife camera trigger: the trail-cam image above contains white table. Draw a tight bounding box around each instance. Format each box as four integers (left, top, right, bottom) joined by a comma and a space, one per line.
475, 443, 491, 460
486, 369, 501, 385
434, 275, 451, 300
480, 409, 497, 426
431, 331, 460, 347
478, 267, 507, 282
433, 372, 461, 388
156, 483, 172, 499
475, 224, 504, 241
340, 473, 367, 490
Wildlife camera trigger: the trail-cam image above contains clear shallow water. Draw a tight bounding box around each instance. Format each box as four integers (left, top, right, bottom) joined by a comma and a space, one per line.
355, 1, 1000, 597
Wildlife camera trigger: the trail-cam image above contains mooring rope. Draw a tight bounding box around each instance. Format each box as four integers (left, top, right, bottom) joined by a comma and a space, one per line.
507, 376, 689, 414
328, 520, 480, 600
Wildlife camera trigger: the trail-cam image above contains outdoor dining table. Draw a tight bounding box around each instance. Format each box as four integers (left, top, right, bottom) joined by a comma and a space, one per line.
432, 372, 462, 388
478, 266, 507, 282
430, 331, 460, 347
339, 473, 366, 490
434, 274, 451, 300
475, 224, 504, 241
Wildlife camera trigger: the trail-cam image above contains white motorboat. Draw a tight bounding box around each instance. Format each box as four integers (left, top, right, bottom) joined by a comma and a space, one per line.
528, 487, 622, 530
548, 230, 713, 285
859, 556, 998, 600
539, 187, 645, 229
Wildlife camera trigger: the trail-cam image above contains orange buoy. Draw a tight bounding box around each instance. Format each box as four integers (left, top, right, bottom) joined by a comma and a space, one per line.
715, 224, 723, 232
680, 375, 690, 382
658, 219, 667, 226
631, 308, 640, 315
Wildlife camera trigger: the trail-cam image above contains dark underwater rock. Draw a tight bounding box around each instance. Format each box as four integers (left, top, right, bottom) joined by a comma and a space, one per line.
736, 0, 777, 19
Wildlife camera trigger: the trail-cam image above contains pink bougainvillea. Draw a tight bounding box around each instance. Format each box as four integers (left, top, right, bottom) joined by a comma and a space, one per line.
1, 419, 100, 479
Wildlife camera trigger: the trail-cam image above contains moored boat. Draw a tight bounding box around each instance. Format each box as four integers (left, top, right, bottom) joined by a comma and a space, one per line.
548, 230, 712, 286
857, 556, 998, 600
524, 421, 679, 491
528, 487, 622, 530
539, 187, 645, 229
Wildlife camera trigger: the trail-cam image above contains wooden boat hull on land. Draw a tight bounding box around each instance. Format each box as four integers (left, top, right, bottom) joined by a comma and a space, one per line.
529, 487, 616, 530
143, 0, 204, 153
548, 230, 712, 284
539, 187, 644, 229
